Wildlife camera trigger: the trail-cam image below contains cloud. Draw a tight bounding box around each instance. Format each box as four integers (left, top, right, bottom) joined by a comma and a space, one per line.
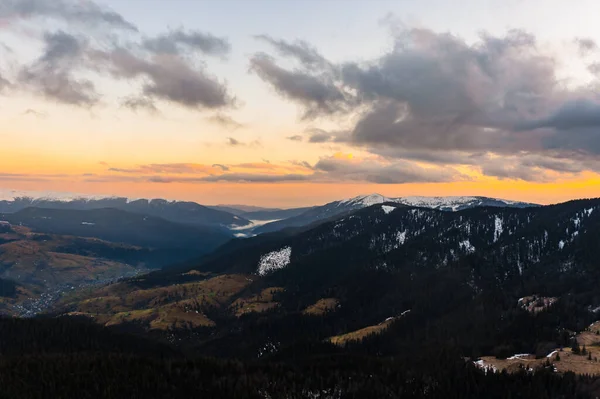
18, 31, 97, 105
1, 1, 235, 112
225, 137, 261, 147
286, 135, 303, 141
227, 137, 241, 146
198, 173, 310, 183
22, 108, 47, 118
121, 96, 158, 113
307, 128, 333, 143
0, 0, 138, 31
0, 73, 10, 92
109, 163, 220, 174
206, 113, 243, 129
249, 53, 347, 118
255, 27, 600, 179
313, 155, 466, 184
0, 172, 70, 181
517, 99, 600, 131
143, 29, 230, 57
255, 35, 329, 70
576, 37, 598, 55
212, 164, 229, 171
102, 49, 233, 109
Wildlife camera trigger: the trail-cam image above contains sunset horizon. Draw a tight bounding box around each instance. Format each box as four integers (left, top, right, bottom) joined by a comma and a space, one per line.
3, 0, 600, 207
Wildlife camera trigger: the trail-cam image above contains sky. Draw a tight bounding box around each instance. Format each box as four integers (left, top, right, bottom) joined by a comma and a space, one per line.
2, 0, 600, 207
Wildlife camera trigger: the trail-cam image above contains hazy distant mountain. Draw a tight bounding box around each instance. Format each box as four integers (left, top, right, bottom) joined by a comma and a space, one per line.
0, 189, 251, 227
0, 207, 233, 254
254, 193, 538, 234
209, 205, 276, 215
239, 207, 314, 221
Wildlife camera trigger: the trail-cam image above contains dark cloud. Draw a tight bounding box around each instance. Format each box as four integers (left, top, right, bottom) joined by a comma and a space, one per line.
0, 0, 137, 31
286, 135, 303, 141
18, 31, 97, 105
308, 130, 333, 143
101, 48, 233, 109
517, 99, 600, 131
143, 29, 230, 56
206, 113, 243, 129
249, 53, 347, 118
255, 35, 329, 70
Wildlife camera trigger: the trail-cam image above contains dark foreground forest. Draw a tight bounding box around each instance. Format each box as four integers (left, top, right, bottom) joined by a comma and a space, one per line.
0, 316, 599, 399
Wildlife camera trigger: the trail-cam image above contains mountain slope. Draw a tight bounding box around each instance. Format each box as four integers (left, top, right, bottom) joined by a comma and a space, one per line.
58, 199, 600, 365
254, 193, 538, 233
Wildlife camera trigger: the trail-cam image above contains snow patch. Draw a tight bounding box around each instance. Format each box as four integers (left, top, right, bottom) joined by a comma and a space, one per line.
257, 247, 292, 276
381, 205, 395, 214
459, 239, 475, 253
507, 353, 531, 360
586, 207, 594, 216
547, 350, 559, 358
493, 216, 503, 242
558, 240, 565, 250
396, 231, 407, 245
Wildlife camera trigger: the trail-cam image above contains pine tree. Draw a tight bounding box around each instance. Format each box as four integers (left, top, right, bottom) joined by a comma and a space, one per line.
588, 351, 592, 361
571, 340, 581, 355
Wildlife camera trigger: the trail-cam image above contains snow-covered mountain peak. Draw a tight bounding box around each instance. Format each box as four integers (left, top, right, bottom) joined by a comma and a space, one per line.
335, 194, 537, 212
339, 194, 391, 207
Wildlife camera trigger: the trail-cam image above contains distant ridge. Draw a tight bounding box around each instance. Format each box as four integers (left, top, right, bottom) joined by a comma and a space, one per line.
0, 189, 251, 227
254, 193, 539, 234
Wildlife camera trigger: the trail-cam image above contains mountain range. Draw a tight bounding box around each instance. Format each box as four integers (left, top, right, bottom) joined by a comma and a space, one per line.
4, 192, 600, 397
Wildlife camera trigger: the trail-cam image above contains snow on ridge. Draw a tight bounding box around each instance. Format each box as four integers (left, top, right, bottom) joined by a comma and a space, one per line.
257, 247, 292, 276
339, 193, 390, 207
336, 193, 533, 212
